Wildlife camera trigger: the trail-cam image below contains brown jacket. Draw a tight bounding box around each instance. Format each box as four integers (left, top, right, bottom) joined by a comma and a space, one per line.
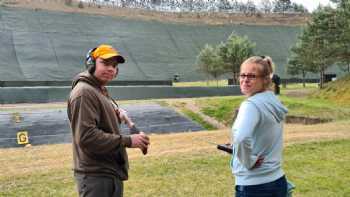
67, 71, 131, 180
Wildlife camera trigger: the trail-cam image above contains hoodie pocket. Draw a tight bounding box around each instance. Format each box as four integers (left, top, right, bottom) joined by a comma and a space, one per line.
114, 147, 126, 165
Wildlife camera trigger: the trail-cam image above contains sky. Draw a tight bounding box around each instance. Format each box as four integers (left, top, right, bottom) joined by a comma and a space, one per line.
291, 0, 335, 12
238, 0, 335, 12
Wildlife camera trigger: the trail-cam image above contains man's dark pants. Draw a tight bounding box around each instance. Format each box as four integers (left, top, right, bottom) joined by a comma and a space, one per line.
75, 173, 123, 197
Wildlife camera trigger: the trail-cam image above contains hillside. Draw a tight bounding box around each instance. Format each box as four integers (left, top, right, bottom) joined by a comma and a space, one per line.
0, 5, 303, 82
312, 74, 350, 105
1, 0, 310, 26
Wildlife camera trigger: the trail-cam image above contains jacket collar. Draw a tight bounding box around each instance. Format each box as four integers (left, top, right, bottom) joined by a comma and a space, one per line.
71, 71, 108, 96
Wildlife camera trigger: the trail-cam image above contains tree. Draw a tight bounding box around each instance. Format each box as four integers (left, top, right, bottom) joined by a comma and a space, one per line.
78, 1, 84, 9
291, 2, 308, 13
196, 44, 226, 86
273, 0, 292, 14
237, 1, 249, 14
332, 0, 350, 73
245, 0, 257, 16
218, 32, 255, 84
65, 0, 73, 6
287, 40, 317, 87
261, 0, 273, 13
299, 7, 338, 88
330, 0, 349, 8
286, 7, 337, 89
218, 0, 233, 11
231, 0, 241, 12
288, 1, 350, 89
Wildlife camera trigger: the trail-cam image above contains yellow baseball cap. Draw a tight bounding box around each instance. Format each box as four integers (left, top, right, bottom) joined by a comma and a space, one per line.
92, 44, 125, 63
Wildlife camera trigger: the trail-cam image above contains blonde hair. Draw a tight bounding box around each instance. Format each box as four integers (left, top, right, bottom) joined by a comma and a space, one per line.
241, 56, 275, 88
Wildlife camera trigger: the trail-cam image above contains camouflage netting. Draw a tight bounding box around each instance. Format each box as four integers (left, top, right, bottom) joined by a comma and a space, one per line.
0, 7, 297, 82
0, 7, 343, 83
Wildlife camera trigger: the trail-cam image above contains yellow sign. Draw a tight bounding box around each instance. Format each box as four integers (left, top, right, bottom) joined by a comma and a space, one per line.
12, 112, 22, 123
17, 131, 29, 145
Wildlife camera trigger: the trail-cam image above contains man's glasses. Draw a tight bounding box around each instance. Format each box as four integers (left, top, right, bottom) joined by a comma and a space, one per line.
239, 74, 263, 80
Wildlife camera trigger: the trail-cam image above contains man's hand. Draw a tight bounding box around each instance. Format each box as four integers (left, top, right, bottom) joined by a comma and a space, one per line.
130, 132, 150, 155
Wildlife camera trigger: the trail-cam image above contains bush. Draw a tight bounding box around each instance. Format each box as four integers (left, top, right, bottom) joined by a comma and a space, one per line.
78, 1, 84, 9
64, 0, 73, 6
255, 11, 263, 18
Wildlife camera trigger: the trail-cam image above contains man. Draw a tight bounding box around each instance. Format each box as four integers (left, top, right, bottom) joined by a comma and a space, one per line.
67, 44, 150, 197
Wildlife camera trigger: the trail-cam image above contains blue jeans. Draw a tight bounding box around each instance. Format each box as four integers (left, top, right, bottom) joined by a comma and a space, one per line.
235, 175, 287, 197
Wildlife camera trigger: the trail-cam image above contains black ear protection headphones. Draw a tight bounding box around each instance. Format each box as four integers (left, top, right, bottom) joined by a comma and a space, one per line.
85, 47, 97, 74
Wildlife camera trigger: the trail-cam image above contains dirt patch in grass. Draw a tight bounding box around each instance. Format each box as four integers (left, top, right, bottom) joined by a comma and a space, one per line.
285, 115, 333, 124
167, 99, 226, 129
283, 89, 316, 98
131, 121, 350, 158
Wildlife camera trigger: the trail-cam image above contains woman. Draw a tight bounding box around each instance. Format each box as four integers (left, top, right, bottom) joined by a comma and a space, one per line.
231, 56, 288, 197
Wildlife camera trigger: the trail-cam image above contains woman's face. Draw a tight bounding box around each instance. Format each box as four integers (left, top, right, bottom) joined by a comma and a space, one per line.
239, 63, 267, 97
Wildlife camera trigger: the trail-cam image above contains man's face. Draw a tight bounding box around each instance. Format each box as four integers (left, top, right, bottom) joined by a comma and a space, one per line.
94, 57, 118, 85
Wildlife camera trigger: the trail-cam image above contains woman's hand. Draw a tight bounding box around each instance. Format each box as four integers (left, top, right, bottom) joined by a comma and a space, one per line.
252, 156, 264, 169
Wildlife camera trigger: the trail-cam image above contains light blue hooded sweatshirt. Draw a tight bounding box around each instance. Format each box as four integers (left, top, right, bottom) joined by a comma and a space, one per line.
231, 91, 288, 186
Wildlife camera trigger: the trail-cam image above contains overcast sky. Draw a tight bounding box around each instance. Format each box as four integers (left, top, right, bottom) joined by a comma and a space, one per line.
192, 0, 336, 12
238, 0, 335, 12
291, 0, 335, 11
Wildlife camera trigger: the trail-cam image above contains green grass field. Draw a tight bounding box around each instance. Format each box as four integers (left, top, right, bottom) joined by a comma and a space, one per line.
174, 75, 350, 128
0, 139, 349, 196
284, 140, 350, 196
174, 80, 319, 89
194, 95, 350, 126
311, 74, 350, 105
174, 80, 229, 87
181, 108, 217, 130
1, 76, 349, 196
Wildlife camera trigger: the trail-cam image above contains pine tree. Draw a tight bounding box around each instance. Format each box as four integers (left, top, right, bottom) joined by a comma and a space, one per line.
300, 7, 338, 88
287, 39, 317, 87
333, 0, 350, 72
273, 0, 292, 14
